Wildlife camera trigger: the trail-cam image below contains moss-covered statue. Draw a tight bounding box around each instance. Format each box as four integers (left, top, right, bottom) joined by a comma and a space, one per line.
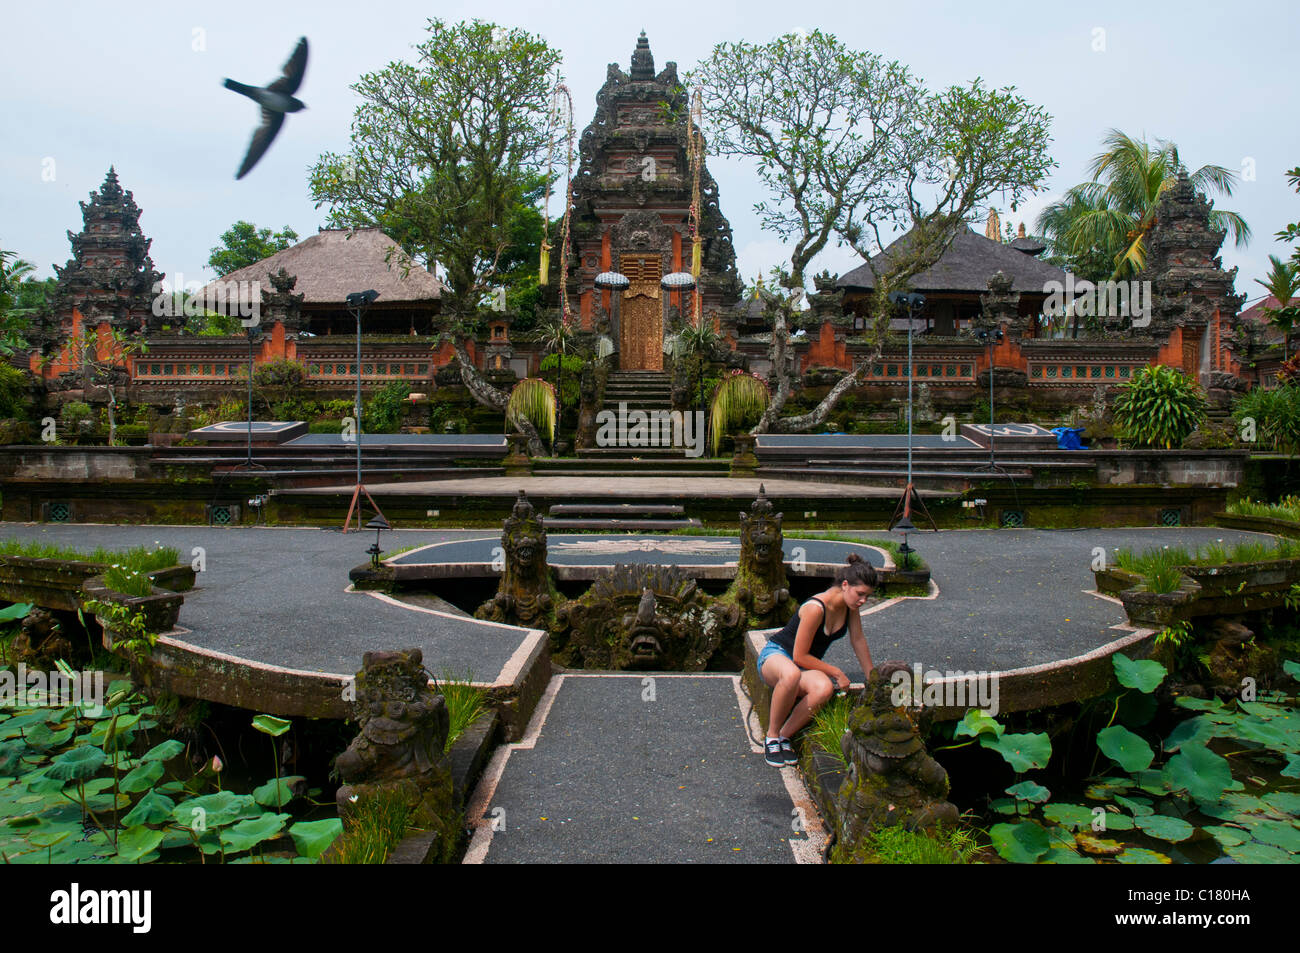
334, 648, 453, 833
475, 490, 558, 629
553, 563, 745, 670
833, 662, 959, 845
722, 485, 795, 629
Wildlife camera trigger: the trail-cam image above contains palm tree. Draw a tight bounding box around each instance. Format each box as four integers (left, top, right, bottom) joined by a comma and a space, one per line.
1036, 129, 1251, 282
532, 315, 573, 438
1254, 254, 1300, 361
0, 247, 37, 355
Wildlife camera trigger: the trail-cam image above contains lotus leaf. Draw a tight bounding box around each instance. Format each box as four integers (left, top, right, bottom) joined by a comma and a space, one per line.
0, 602, 33, 621
1097, 725, 1154, 772
1162, 744, 1232, 804
1040, 847, 1095, 864
116, 826, 165, 862
1246, 820, 1300, 852
980, 731, 1051, 772
140, 740, 185, 763
253, 775, 305, 808
1006, 780, 1050, 803
989, 798, 1021, 816
122, 790, 175, 827
1284, 754, 1300, 779
1261, 791, 1300, 815
1073, 832, 1123, 855
171, 790, 261, 830
1084, 778, 1133, 800
1116, 848, 1171, 863
954, 708, 1003, 739
46, 745, 105, 782
1164, 715, 1213, 752
220, 812, 290, 853
1174, 696, 1224, 712
1204, 825, 1249, 847
1043, 802, 1096, 830
289, 818, 343, 859
1134, 814, 1195, 842
119, 760, 164, 794
252, 715, 291, 737
1112, 653, 1166, 693
1224, 841, 1291, 863
1114, 794, 1154, 816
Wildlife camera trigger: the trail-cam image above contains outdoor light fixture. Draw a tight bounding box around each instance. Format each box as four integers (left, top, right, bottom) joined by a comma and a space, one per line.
893, 513, 916, 570
343, 289, 387, 533
975, 327, 1006, 472
886, 291, 937, 536
366, 514, 389, 568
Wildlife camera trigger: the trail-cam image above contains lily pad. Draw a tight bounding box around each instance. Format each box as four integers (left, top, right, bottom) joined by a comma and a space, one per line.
1246, 820, 1300, 853
1129, 769, 1175, 797
1040, 847, 1095, 864
116, 826, 165, 862
1112, 653, 1166, 693
1006, 780, 1051, 803
980, 731, 1052, 772
1134, 814, 1195, 842
119, 760, 164, 794
1284, 754, 1300, 779
1094, 809, 1135, 832
122, 790, 176, 827
1224, 841, 1291, 863
46, 745, 106, 783
171, 791, 261, 830
253, 775, 306, 808
220, 812, 290, 853
289, 818, 343, 860
251, 715, 291, 737
1114, 794, 1154, 816
1162, 743, 1233, 804
989, 798, 1022, 816
1084, 778, 1133, 800
1164, 715, 1213, 753
1233, 718, 1295, 749
1204, 825, 1249, 847
1174, 696, 1225, 712
1074, 832, 1124, 856
1261, 791, 1300, 815
1097, 725, 1154, 772
1116, 847, 1172, 864
1042, 802, 1096, 831
140, 740, 185, 763
954, 707, 1003, 739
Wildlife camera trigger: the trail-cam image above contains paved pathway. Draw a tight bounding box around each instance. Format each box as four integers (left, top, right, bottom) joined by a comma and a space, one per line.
464, 674, 822, 864
286, 475, 937, 498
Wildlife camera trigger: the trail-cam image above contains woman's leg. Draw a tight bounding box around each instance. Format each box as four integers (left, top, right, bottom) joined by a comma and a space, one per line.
776, 670, 834, 739
761, 653, 803, 739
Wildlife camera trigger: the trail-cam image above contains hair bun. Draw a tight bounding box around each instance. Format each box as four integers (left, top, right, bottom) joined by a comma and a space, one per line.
845, 553, 862, 565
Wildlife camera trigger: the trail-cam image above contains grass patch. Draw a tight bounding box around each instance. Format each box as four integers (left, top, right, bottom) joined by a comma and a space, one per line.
807, 693, 852, 768
432, 669, 487, 752
831, 821, 984, 864
322, 786, 413, 865
0, 538, 179, 573
102, 566, 154, 598
1228, 495, 1300, 523
1114, 536, 1300, 592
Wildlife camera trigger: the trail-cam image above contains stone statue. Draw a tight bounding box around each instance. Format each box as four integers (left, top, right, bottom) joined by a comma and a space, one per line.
723, 485, 795, 628
554, 563, 745, 670
11, 608, 73, 665
475, 490, 557, 629
833, 662, 959, 844
334, 648, 453, 832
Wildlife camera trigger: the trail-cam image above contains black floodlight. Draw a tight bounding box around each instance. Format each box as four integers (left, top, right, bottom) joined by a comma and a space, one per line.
346, 289, 380, 308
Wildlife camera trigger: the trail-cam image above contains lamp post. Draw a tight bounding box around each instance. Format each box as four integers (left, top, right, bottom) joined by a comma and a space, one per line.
887, 291, 937, 534
342, 289, 385, 533
234, 324, 265, 471
975, 326, 1005, 471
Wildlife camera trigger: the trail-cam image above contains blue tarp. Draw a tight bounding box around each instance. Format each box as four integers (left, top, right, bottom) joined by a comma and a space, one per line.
1051, 427, 1087, 450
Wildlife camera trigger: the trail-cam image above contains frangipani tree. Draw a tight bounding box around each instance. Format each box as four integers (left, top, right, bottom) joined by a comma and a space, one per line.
688, 29, 1055, 433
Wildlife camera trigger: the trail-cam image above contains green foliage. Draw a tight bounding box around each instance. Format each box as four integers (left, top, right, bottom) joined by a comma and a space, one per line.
1228, 495, 1300, 523
1254, 254, 1300, 360
709, 371, 770, 454
431, 669, 487, 752
834, 821, 982, 864
362, 380, 410, 434
1112, 364, 1207, 449
207, 221, 299, 277
1233, 382, 1300, 456
1035, 129, 1250, 282
539, 354, 582, 411
807, 693, 852, 768
506, 378, 556, 443
60, 400, 95, 439
0, 364, 29, 418
308, 19, 562, 316
103, 566, 153, 599
320, 789, 409, 863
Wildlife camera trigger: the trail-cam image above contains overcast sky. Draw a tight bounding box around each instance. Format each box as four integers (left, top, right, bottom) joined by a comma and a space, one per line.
3, 0, 1297, 304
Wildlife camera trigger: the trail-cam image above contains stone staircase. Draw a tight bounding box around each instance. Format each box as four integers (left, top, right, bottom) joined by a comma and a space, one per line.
542, 501, 701, 531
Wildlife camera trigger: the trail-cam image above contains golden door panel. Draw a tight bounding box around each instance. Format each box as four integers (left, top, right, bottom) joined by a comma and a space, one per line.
621, 286, 662, 370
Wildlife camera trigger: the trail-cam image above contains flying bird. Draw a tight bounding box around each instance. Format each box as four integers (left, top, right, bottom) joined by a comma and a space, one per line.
224, 36, 309, 180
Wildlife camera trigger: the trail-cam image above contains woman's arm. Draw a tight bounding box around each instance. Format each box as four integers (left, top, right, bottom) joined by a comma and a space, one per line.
792, 602, 848, 687
848, 608, 874, 682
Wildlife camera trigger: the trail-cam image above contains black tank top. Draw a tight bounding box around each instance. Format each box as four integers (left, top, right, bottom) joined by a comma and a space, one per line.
770, 596, 849, 661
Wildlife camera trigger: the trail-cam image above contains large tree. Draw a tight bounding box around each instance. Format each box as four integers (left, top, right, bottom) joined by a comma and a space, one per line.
688, 30, 1055, 432
308, 19, 562, 453
208, 222, 300, 277
1036, 129, 1250, 282
0, 247, 37, 355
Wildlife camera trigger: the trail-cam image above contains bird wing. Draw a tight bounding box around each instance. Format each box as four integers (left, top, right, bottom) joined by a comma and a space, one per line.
267, 36, 308, 95
235, 109, 285, 179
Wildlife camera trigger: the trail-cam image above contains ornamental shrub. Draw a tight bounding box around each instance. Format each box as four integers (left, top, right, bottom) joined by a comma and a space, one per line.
1112, 364, 1206, 449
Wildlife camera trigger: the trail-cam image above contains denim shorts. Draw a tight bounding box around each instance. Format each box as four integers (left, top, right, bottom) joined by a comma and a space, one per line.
756, 640, 794, 677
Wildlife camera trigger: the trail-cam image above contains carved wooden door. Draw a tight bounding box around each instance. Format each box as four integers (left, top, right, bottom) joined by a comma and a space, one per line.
619, 255, 663, 371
